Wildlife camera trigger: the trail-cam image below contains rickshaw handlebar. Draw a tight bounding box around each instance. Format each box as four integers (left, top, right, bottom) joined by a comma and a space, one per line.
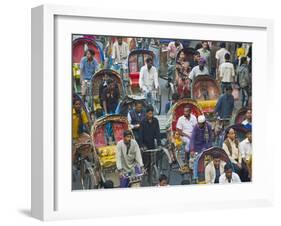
142, 147, 162, 153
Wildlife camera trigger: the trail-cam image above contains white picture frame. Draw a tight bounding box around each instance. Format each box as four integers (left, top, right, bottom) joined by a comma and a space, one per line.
31, 4, 274, 221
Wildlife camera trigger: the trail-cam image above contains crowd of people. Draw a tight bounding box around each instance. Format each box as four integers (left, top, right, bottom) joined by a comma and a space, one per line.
72, 35, 252, 189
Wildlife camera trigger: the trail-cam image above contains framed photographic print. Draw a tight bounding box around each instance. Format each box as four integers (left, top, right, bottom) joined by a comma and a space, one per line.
31, 4, 274, 221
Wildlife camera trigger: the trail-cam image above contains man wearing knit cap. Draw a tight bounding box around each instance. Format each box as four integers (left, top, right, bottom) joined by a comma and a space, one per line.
190, 115, 213, 155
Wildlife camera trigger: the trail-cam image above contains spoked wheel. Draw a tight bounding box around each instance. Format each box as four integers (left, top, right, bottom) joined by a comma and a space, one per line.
153, 92, 162, 115
167, 83, 175, 101
159, 150, 171, 178
83, 173, 93, 189
148, 164, 160, 186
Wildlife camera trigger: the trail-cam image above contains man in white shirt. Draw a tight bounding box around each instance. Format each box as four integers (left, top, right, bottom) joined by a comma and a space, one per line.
239, 131, 252, 162
205, 152, 226, 184
139, 57, 159, 104
215, 42, 230, 68
176, 106, 197, 163
112, 37, 129, 65
239, 130, 252, 180
219, 53, 235, 93
219, 163, 241, 184
189, 57, 209, 81
242, 109, 252, 131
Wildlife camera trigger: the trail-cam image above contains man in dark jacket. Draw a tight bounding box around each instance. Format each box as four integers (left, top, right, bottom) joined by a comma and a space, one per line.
214, 86, 234, 119
127, 101, 146, 145
139, 106, 161, 149
139, 106, 161, 172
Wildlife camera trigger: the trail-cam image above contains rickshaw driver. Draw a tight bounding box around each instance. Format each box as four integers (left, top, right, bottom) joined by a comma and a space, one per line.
139, 57, 159, 105
176, 106, 197, 164
80, 49, 99, 102
102, 79, 120, 115
139, 106, 161, 173
116, 130, 144, 188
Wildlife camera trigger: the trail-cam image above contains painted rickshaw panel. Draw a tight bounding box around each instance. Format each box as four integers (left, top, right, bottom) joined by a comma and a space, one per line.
195, 147, 232, 183
222, 124, 249, 142
192, 75, 221, 113
234, 107, 248, 124
72, 37, 104, 64
170, 98, 203, 132
128, 49, 155, 90
90, 69, 123, 111
91, 115, 132, 187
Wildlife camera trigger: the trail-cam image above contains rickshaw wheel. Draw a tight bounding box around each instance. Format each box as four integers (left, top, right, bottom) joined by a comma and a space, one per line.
154, 94, 162, 115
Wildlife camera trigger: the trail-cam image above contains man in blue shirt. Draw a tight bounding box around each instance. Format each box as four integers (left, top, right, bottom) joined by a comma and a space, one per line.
80, 49, 99, 101
214, 86, 234, 120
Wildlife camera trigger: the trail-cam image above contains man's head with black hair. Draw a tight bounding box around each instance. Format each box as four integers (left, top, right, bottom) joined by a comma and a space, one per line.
146, 105, 154, 120
225, 86, 233, 95
123, 130, 132, 144
86, 49, 95, 60
220, 42, 226, 48
224, 53, 231, 61
224, 163, 233, 181
212, 152, 221, 168
171, 93, 180, 104
135, 100, 143, 113
194, 50, 201, 62
146, 57, 153, 70
240, 57, 247, 65
159, 174, 168, 186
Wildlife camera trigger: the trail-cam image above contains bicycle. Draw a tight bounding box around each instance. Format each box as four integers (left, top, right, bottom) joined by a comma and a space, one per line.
72, 144, 101, 190
214, 117, 231, 147
141, 88, 162, 115
142, 146, 171, 186
113, 62, 131, 97
81, 78, 93, 112
120, 170, 144, 188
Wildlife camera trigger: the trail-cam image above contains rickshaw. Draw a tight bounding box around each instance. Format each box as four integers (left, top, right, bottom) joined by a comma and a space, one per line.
176, 47, 196, 64
72, 37, 105, 93
171, 48, 197, 99
222, 124, 248, 142
234, 107, 248, 124
128, 49, 155, 91
191, 75, 221, 118
214, 124, 248, 150
91, 115, 135, 188
72, 37, 104, 65
117, 94, 147, 117
128, 49, 162, 115
165, 99, 203, 175
90, 69, 123, 117
72, 133, 102, 190
193, 147, 232, 183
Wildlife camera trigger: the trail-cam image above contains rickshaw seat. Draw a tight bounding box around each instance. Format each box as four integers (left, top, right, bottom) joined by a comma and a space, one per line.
97, 145, 117, 168
197, 99, 217, 113
129, 72, 140, 88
